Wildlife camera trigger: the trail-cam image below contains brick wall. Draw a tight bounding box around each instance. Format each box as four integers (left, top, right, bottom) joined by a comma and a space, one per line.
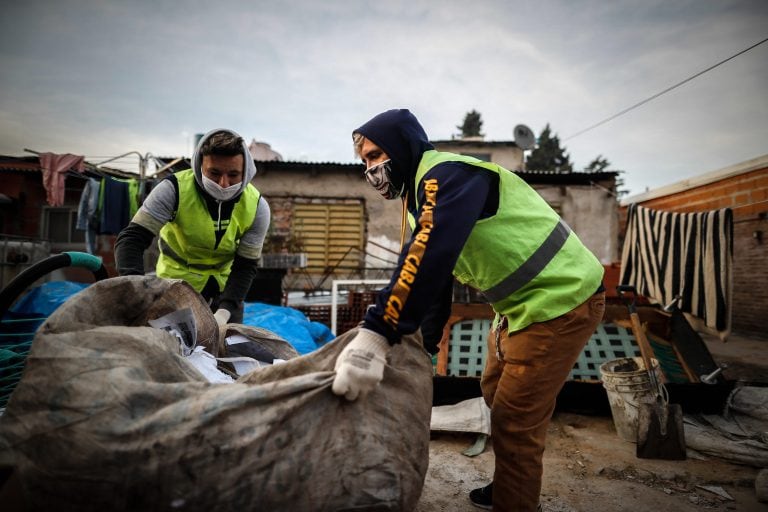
732, 220, 767, 333
262, 196, 294, 252
620, 164, 768, 337
0, 174, 46, 237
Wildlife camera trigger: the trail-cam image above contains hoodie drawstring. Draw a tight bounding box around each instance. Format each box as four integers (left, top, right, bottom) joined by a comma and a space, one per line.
399, 192, 409, 251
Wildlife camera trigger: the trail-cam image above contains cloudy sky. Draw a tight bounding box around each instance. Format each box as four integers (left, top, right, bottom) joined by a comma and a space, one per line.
1, 0, 766, 197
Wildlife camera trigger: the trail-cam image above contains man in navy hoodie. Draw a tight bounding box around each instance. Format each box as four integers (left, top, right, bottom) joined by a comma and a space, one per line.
332, 109, 605, 511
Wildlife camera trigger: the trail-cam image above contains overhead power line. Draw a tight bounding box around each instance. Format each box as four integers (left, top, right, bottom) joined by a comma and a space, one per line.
564, 36, 768, 141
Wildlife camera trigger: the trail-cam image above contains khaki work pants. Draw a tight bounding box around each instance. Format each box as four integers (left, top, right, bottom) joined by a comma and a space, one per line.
481, 292, 605, 512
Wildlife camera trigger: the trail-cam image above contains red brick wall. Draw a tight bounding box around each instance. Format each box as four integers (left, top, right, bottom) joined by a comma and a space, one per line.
620, 166, 768, 336
732, 219, 767, 333
0, 174, 47, 237
262, 196, 294, 252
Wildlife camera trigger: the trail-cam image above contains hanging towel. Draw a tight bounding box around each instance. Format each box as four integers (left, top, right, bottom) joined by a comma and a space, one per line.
127, 178, 140, 217
98, 177, 131, 234
76, 178, 102, 254
619, 203, 733, 335
39, 153, 86, 207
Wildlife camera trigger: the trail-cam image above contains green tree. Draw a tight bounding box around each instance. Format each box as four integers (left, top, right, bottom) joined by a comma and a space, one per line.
525, 124, 572, 173
583, 155, 629, 198
615, 175, 629, 199
456, 110, 484, 138
584, 155, 610, 172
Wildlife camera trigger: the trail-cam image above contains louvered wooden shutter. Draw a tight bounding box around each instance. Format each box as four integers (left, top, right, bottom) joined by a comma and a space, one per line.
293, 202, 364, 272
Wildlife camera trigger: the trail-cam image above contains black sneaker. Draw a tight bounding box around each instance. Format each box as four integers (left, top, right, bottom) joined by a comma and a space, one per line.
469, 482, 493, 509
469, 483, 544, 511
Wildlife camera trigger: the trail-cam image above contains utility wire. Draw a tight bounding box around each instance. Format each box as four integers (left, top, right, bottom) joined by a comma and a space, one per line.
564, 36, 768, 141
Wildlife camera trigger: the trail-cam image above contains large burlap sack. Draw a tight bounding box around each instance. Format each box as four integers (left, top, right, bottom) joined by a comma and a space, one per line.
0, 276, 433, 511
33, 274, 224, 356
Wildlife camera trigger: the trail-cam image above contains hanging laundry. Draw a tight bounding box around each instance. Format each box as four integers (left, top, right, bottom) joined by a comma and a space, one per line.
38, 153, 85, 207
127, 179, 140, 218
76, 178, 102, 254
620, 203, 733, 335
98, 177, 132, 235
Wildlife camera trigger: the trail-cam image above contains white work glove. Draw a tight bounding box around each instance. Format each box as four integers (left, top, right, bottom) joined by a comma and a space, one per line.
213, 308, 231, 326
332, 328, 390, 401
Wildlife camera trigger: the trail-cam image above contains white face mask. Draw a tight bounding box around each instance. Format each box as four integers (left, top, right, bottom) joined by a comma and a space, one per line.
202, 174, 240, 201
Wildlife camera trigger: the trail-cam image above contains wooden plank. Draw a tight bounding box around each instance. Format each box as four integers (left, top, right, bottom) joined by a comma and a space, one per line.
436, 315, 463, 376
450, 303, 494, 319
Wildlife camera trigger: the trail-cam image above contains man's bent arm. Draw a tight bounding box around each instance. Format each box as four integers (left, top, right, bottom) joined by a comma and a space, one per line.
114, 222, 155, 276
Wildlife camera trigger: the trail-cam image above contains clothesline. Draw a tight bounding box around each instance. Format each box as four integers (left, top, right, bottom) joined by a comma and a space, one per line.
24, 147, 161, 181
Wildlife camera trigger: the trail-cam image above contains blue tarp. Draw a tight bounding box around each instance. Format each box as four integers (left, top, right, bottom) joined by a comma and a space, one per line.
9, 281, 90, 318
5, 281, 334, 355
244, 302, 335, 355
2, 281, 88, 349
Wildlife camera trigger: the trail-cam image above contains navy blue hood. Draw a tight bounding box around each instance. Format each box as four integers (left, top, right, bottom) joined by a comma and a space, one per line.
354, 109, 434, 194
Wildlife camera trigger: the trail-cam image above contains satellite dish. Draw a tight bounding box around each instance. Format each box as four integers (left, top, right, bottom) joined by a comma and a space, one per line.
513, 124, 536, 150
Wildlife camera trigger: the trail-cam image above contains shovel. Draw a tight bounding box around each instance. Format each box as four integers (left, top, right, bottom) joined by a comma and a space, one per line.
617, 285, 687, 460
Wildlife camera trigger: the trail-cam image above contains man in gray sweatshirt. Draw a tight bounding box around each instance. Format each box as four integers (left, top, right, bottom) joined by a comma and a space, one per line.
115, 129, 270, 324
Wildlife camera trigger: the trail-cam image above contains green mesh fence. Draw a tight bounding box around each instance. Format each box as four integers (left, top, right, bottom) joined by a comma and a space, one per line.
570, 323, 642, 381
446, 319, 493, 377
0, 317, 44, 409
443, 320, 684, 383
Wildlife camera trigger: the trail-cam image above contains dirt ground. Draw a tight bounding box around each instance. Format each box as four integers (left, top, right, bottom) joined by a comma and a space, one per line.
415, 333, 768, 512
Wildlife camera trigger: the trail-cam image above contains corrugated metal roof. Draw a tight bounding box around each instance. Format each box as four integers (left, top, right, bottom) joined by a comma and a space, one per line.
147, 157, 619, 185
432, 139, 519, 147
0, 156, 41, 172
517, 170, 617, 185
0, 155, 139, 179
152, 157, 362, 178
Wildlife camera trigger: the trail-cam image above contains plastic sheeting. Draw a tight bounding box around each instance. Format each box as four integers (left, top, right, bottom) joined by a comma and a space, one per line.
243, 302, 334, 354
684, 385, 768, 467
9, 281, 89, 318
430, 397, 491, 436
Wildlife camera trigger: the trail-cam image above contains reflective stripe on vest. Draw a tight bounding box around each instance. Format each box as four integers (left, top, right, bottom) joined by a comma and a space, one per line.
481, 219, 571, 303
158, 238, 227, 271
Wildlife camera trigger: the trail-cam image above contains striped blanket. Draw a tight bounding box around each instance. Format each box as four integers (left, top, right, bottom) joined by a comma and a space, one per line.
620, 204, 733, 335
